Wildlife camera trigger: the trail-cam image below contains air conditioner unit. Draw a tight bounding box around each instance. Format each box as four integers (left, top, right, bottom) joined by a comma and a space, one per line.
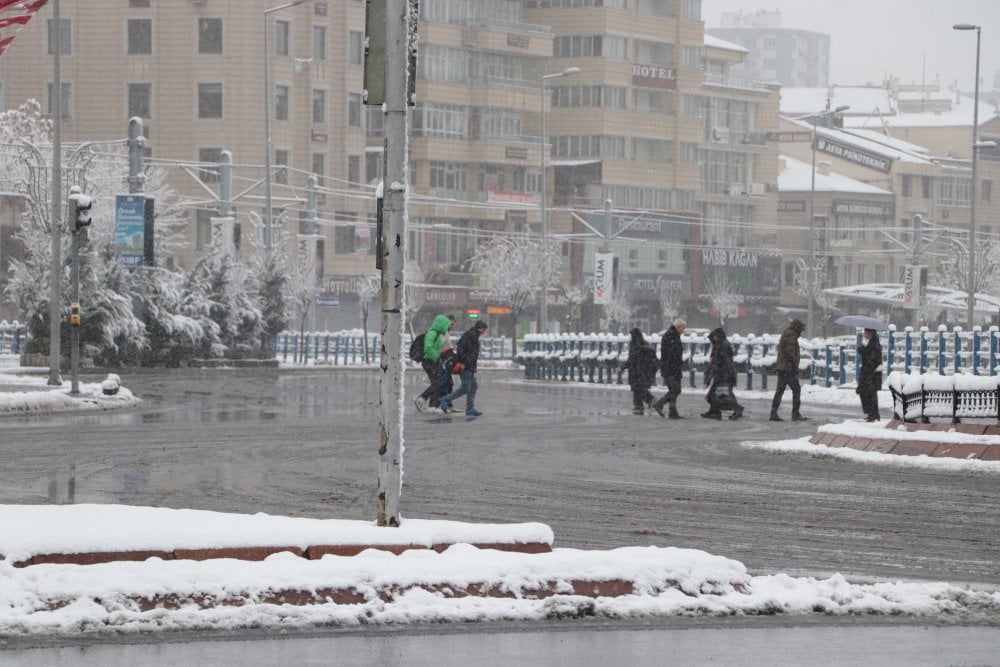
747, 182, 765, 196
712, 126, 730, 142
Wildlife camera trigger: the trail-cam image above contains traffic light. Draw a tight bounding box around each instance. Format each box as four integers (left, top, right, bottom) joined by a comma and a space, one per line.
68, 193, 93, 230
70, 303, 80, 327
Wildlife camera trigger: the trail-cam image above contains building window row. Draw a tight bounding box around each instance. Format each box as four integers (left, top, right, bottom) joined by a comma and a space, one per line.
552, 84, 627, 109
553, 135, 626, 159
422, 0, 522, 26
553, 35, 627, 60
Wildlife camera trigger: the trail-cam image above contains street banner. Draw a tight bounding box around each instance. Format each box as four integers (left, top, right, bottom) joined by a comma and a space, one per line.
902, 264, 927, 309
115, 194, 145, 268
593, 252, 614, 304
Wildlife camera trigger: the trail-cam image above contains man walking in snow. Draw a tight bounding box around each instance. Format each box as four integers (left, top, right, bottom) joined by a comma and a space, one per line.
439, 321, 488, 416
770, 319, 809, 422
652, 318, 686, 419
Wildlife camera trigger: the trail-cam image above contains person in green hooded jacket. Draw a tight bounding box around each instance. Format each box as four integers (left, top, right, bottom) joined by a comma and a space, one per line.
414, 314, 453, 413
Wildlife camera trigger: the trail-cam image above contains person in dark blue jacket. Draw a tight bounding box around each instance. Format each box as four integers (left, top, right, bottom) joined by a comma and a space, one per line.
439, 321, 488, 416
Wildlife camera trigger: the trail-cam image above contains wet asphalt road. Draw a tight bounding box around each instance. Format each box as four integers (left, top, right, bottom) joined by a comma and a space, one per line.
1, 366, 998, 588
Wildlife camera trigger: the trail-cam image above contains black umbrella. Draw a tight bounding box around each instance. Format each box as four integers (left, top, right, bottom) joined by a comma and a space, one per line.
834, 315, 889, 331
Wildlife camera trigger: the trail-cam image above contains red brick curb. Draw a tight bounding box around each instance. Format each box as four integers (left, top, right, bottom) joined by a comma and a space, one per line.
11, 540, 553, 568
809, 421, 1000, 461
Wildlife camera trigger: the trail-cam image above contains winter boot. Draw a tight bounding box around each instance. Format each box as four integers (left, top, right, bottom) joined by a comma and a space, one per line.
791, 412, 810, 422
729, 406, 744, 420
769, 411, 783, 422
632, 407, 644, 416
668, 404, 681, 419
651, 399, 665, 417
701, 411, 722, 420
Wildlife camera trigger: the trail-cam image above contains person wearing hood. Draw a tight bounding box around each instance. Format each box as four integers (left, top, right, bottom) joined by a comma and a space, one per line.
621, 327, 662, 416
770, 319, 809, 422
857, 327, 883, 422
703, 327, 743, 420
652, 318, 686, 419
414, 314, 453, 413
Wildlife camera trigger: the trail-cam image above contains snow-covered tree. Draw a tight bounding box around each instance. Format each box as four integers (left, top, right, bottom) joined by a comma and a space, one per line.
934, 238, 1000, 307
560, 281, 587, 333
658, 286, 683, 330
601, 288, 633, 334
470, 236, 559, 355
703, 271, 740, 327
355, 275, 380, 363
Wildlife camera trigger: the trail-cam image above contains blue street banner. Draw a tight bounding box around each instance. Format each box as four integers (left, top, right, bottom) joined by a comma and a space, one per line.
115, 194, 145, 267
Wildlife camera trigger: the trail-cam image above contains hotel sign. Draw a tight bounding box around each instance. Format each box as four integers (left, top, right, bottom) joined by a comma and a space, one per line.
631, 63, 677, 89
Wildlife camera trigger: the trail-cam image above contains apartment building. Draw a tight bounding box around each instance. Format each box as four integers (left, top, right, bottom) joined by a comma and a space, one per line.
706, 10, 830, 88
1, 0, 783, 333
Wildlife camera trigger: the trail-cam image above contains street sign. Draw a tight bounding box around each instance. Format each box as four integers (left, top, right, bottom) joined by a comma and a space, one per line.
115, 195, 146, 268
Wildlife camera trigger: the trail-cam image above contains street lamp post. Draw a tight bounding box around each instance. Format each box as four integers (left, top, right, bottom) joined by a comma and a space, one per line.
263, 0, 310, 256
953, 23, 981, 329
805, 104, 850, 338
538, 66, 580, 335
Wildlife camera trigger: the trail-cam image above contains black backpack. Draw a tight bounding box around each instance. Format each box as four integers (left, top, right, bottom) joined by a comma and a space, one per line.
409, 332, 426, 362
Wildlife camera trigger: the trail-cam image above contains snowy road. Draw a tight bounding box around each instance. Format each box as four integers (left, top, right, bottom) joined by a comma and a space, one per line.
1, 367, 996, 588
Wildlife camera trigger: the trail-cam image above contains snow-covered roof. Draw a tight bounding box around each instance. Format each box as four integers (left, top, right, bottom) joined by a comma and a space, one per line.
841, 128, 931, 157
844, 100, 1000, 129
777, 155, 893, 195
703, 33, 748, 53
785, 118, 934, 166
824, 283, 1000, 316
781, 87, 895, 117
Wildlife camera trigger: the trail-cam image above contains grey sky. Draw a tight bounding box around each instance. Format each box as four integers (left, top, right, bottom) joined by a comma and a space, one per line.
702, 0, 1000, 93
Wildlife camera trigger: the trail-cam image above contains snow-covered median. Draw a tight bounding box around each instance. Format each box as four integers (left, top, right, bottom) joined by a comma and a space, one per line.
0, 373, 138, 414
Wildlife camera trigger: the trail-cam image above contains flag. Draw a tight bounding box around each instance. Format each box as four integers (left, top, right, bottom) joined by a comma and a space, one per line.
0, 0, 46, 58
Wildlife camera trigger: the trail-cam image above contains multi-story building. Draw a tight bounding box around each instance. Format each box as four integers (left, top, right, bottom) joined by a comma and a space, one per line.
1, 0, 783, 334
706, 10, 829, 88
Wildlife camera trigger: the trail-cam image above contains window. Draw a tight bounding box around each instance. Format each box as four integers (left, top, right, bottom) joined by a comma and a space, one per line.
334, 225, 356, 254
195, 209, 214, 251
429, 161, 467, 191
129, 0, 151, 6
275, 20, 290, 56
47, 18, 71, 55
198, 18, 223, 54
627, 247, 639, 269
198, 83, 223, 118
312, 152, 326, 187
682, 0, 701, 21
412, 103, 466, 139
348, 31, 363, 65
312, 89, 326, 123
983, 179, 993, 203
479, 164, 506, 192
348, 93, 362, 127
348, 155, 361, 188
198, 147, 223, 183
682, 45, 702, 69
901, 174, 912, 197
922, 176, 933, 199
874, 265, 886, 283
275, 85, 289, 121
312, 25, 326, 60
46, 82, 72, 119
127, 19, 152, 55
274, 149, 289, 185
365, 151, 383, 185
366, 107, 384, 137
128, 83, 152, 118
938, 176, 971, 208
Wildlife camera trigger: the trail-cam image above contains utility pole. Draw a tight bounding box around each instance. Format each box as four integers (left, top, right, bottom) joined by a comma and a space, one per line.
47, 0, 63, 386
367, 0, 415, 527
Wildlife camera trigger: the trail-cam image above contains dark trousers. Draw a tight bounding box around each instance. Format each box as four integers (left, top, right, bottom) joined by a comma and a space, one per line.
654, 375, 681, 408
770, 370, 801, 414
419, 359, 447, 407
442, 369, 478, 412
859, 372, 882, 419
632, 389, 654, 411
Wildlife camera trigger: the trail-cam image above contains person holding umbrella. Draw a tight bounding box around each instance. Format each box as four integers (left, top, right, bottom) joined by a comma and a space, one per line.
857, 327, 884, 421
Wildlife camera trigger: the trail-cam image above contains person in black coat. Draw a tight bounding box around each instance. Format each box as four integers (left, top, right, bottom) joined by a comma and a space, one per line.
857, 328, 883, 421
703, 327, 744, 420
621, 328, 661, 415
652, 318, 686, 419
439, 321, 488, 416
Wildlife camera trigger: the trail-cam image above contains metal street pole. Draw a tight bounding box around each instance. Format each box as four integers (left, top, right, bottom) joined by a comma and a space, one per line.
804, 104, 849, 338
263, 0, 310, 257
538, 66, 580, 335
47, 0, 63, 386
953, 23, 981, 329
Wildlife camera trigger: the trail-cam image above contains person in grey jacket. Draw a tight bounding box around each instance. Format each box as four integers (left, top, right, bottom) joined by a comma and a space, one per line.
770, 319, 809, 422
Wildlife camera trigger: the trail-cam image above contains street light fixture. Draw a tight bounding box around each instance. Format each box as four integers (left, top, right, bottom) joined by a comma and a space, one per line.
263, 0, 311, 256
538, 66, 580, 335
953, 23, 981, 329
805, 104, 850, 338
